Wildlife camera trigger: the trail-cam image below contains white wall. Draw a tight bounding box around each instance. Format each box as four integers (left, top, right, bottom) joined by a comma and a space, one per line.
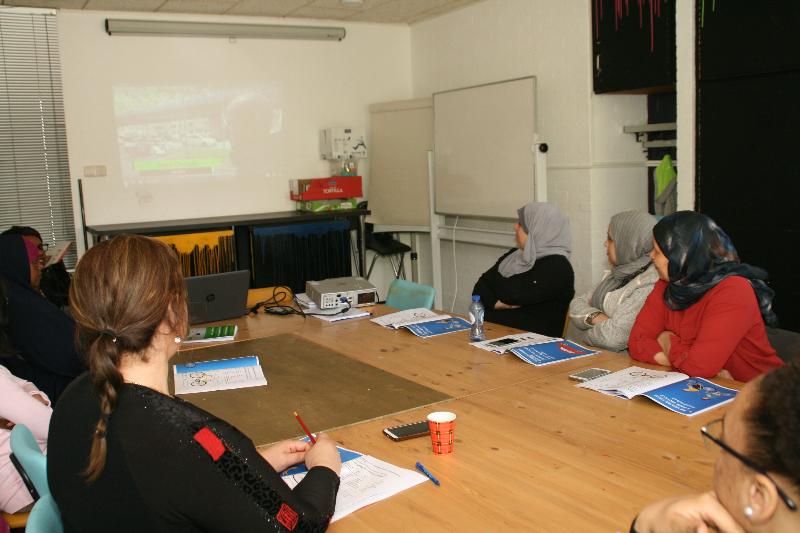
57, 10, 412, 253
410, 0, 646, 312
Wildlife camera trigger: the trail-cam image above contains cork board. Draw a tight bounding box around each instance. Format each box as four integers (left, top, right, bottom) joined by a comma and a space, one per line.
171, 334, 450, 445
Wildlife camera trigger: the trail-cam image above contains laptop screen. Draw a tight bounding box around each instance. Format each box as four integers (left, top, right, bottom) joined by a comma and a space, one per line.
185, 270, 250, 325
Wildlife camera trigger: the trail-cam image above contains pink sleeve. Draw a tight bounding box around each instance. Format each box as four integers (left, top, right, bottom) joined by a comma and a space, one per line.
0, 367, 52, 441
628, 281, 668, 363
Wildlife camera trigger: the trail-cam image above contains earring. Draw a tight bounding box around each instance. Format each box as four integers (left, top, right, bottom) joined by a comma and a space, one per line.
744, 506, 754, 518
174, 336, 182, 344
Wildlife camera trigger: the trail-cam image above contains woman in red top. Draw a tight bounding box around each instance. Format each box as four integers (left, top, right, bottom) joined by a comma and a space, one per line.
629, 211, 782, 382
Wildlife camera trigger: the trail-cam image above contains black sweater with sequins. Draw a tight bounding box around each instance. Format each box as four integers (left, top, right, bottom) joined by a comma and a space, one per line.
48, 373, 339, 532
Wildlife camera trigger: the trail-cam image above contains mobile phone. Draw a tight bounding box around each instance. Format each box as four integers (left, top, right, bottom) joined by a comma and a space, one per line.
569, 368, 612, 382
383, 420, 430, 441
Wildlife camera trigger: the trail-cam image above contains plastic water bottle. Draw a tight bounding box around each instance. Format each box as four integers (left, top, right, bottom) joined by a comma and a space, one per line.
468, 295, 485, 342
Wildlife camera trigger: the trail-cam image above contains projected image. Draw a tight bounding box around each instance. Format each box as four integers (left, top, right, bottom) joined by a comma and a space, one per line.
113, 86, 282, 182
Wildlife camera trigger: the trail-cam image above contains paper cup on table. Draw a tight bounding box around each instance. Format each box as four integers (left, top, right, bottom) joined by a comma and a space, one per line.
427, 411, 457, 455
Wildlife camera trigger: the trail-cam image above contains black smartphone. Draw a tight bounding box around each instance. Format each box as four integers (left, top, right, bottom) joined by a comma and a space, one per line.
383, 420, 430, 441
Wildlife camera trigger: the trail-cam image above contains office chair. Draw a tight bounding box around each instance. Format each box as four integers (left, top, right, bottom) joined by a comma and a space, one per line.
10, 425, 49, 498
10, 425, 63, 532
766, 328, 800, 362
365, 223, 411, 280
385, 279, 435, 310
25, 495, 62, 533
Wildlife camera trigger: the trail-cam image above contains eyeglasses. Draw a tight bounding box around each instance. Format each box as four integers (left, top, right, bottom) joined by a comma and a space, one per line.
37, 242, 49, 252
701, 418, 797, 511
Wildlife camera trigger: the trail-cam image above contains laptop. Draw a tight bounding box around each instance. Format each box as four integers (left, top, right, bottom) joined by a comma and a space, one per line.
185, 270, 250, 325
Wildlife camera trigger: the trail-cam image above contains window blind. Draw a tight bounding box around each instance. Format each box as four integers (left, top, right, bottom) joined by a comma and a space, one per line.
0, 10, 76, 266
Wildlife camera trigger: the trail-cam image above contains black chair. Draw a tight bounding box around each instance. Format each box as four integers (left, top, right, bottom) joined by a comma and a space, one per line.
365, 223, 411, 280
766, 327, 800, 362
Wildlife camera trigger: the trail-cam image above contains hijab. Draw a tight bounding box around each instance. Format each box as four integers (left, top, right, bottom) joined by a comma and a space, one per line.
0, 235, 82, 393
654, 211, 777, 326
498, 202, 571, 278
590, 211, 657, 309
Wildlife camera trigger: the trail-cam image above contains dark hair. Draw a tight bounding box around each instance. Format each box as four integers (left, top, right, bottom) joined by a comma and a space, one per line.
746, 360, 800, 494
69, 234, 187, 482
2, 226, 42, 241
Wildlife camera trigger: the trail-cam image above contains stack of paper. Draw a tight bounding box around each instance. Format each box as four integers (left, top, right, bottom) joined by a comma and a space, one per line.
310, 307, 371, 322
282, 446, 426, 522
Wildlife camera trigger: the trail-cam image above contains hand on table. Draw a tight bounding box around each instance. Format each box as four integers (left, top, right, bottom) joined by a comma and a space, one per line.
304, 433, 342, 476
634, 491, 744, 533
494, 300, 520, 310
259, 439, 311, 473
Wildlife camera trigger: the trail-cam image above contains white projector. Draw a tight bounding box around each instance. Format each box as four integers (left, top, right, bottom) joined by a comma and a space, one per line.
305, 276, 378, 309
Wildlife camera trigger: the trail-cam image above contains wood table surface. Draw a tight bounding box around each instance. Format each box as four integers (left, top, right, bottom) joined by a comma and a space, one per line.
180, 305, 737, 532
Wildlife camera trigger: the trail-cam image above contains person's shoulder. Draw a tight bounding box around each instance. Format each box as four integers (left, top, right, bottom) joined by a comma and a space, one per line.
52, 372, 92, 410
632, 265, 660, 287
707, 275, 758, 301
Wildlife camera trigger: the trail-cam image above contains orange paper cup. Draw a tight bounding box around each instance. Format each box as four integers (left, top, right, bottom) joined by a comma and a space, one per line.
427, 411, 457, 455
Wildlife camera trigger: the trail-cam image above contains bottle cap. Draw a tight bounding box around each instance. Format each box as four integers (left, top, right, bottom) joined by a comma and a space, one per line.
471, 295, 480, 302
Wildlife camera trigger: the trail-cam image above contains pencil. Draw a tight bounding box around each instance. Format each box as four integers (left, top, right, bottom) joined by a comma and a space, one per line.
293, 411, 317, 444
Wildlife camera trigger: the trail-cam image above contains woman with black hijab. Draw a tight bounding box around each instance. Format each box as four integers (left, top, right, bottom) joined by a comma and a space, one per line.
0, 234, 83, 402
629, 211, 782, 382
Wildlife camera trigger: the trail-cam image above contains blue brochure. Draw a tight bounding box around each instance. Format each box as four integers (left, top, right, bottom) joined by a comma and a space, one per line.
641, 377, 738, 416
510, 340, 599, 366
578, 367, 738, 417
403, 317, 471, 337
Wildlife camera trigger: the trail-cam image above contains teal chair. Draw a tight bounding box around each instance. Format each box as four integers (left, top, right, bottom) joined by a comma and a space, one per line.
384, 279, 435, 310
10, 425, 63, 532
10, 425, 49, 498
26, 495, 63, 533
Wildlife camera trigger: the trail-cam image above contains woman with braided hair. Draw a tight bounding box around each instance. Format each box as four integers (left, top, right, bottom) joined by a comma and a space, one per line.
48, 235, 341, 532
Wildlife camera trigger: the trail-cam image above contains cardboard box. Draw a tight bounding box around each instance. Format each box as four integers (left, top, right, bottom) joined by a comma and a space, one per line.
296, 198, 358, 212
290, 176, 362, 201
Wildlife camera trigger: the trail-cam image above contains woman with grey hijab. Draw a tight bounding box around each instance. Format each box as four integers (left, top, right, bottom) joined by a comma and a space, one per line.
473, 202, 575, 337
568, 210, 658, 351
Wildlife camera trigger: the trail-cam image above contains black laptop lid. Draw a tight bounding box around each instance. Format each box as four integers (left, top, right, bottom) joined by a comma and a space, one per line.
185, 270, 250, 325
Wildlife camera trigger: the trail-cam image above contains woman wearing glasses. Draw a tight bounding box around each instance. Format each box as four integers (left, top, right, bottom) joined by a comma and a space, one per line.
632, 360, 800, 532
0, 235, 83, 403
48, 235, 342, 531
628, 211, 782, 382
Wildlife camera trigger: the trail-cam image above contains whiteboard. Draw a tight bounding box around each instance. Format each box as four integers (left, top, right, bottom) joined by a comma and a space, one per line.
433, 77, 537, 218
367, 98, 433, 228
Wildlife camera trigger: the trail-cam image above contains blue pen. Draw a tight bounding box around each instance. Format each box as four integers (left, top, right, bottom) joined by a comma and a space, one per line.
415, 462, 440, 486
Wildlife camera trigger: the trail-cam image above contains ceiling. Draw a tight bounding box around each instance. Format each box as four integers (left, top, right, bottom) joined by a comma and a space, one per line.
0, 0, 483, 24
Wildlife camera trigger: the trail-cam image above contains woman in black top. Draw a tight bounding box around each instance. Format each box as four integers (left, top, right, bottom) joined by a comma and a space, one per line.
47, 235, 341, 532
473, 202, 575, 337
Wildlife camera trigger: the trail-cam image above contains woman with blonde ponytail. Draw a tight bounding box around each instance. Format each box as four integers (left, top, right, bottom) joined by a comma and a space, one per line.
47, 235, 341, 532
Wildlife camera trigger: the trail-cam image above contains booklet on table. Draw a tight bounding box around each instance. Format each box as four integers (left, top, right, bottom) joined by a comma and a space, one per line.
509, 340, 599, 366
173, 356, 267, 394
577, 366, 738, 416
183, 325, 238, 344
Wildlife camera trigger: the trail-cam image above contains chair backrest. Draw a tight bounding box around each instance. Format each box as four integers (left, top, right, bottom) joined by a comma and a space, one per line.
767, 327, 800, 362
26, 495, 63, 533
10, 424, 49, 498
385, 279, 435, 310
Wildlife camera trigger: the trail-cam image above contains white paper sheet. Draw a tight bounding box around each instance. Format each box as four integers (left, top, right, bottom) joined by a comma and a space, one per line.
370, 308, 445, 329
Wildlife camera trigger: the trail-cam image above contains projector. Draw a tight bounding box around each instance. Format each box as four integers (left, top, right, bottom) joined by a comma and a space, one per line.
305, 276, 378, 309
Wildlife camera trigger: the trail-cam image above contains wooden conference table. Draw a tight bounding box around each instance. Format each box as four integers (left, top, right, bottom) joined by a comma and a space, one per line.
177, 306, 737, 532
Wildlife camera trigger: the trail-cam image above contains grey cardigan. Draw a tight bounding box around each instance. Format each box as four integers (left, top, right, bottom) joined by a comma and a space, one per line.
567, 265, 659, 352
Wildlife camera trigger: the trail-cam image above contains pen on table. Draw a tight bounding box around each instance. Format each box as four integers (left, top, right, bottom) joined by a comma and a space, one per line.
415, 462, 440, 486
293, 411, 317, 444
